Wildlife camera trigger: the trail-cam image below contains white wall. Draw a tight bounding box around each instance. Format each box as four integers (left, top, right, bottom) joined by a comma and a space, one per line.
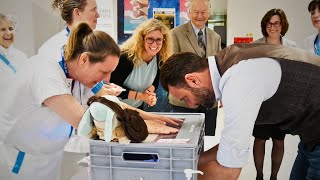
1, 0, 315, 55
0, 0, 118, 57
0, 0, 63, 57
227, 0, 314, 48
211, 0, 227, 14
1, 0, 35, 56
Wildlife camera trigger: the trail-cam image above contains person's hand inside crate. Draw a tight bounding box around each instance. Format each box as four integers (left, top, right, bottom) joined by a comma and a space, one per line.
78, 95, 179, 144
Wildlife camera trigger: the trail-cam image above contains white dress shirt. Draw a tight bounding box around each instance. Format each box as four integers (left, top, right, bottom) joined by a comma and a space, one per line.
208, 56, 282, 167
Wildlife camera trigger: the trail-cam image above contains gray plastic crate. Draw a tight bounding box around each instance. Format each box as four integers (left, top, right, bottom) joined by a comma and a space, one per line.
89, 113, 205, 180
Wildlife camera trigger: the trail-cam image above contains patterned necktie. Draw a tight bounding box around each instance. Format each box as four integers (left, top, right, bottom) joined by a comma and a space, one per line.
198, 30, 206, 57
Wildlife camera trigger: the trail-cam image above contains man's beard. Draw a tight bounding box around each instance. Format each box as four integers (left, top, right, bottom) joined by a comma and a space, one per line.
191, 87, 216, 110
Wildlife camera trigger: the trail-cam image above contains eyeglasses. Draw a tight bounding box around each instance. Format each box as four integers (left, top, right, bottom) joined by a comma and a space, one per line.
266, 21, 281, 28
145, 37, 164, 45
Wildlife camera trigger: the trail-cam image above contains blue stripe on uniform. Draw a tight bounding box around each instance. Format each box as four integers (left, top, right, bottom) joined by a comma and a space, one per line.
12, 150, 25, 174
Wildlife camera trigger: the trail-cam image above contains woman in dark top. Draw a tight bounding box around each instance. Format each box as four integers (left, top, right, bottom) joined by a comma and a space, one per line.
111, 19, 172, 109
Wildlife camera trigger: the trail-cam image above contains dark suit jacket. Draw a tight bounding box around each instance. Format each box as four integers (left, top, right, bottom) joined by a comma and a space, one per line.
169, 21, 222, 107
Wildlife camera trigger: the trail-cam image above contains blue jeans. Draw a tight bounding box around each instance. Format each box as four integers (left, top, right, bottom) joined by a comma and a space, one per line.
290, 142, 320, 180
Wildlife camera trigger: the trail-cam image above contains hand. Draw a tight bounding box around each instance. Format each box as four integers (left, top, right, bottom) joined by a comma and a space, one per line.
103, 83, 125, 96
151, 114, 184, 126
142, 90, 157, 106
144, 120, 179, 134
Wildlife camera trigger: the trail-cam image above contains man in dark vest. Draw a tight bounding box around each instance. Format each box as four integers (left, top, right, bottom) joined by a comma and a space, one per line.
160, 43, 320, 180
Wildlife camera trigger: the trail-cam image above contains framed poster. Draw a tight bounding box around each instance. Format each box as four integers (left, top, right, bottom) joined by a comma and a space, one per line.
153, 8, 175, 30
118, 0, 180, 44
96, 0, 116, 40
180, 0, 190, 25
124, 0, 149, 34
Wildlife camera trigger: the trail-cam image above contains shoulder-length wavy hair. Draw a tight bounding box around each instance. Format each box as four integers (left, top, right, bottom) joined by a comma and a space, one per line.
120, 18, 172, 66
261, 8, 289, 37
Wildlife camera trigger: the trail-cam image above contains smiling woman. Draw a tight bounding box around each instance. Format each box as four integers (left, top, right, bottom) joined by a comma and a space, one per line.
110, 18, 172, 110
251, 8, 296, 180
0, 13, 27, 92
0, 22, 120, 180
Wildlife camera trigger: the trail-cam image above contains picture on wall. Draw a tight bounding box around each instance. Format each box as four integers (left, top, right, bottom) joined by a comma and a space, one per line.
118, 0, 180, 44
96, 0, 116, 40
179, 0, 190, 25
153, 8, 176, 30
124, 0, 149, 34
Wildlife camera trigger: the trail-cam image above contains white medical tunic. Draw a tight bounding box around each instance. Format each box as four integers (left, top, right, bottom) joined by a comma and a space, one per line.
38, 28, 69, 59
38, 27, 99, 153
0, 54, 72, 180
0, 45, 27, 92
304, 33, 318, 55
38, 27, 96, 104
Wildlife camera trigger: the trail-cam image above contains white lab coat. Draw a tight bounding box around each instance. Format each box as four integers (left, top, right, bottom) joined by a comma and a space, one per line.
38, 27, 93, 153
0, 54, 72, 180
0, 45, 27, 92
304, 33, 317, 54
38, 28, 69, 59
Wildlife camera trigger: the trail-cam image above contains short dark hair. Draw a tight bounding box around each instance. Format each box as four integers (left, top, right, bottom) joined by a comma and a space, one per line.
261, 8, 289, 37
308, 0, 320, 12
160, 52, 209, 91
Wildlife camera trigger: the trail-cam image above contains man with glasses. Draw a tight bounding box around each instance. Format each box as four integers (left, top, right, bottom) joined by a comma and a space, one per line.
168, 0, 221, 136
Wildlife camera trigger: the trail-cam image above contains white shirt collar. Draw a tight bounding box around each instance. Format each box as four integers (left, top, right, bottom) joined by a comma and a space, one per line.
208, 56, 222, 101
190, 21, 205, 36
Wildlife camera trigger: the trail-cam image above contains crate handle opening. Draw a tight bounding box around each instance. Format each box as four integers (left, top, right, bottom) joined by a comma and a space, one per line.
122, 153, 159, 163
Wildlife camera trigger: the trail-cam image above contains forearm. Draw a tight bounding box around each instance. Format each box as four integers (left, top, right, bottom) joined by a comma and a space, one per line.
128, 90, 144, 101
43, 94, 85, 128
146, 85, 155, 92
198, 145, 241, 180
198, 161, 241, 180
121, 101, 152, 119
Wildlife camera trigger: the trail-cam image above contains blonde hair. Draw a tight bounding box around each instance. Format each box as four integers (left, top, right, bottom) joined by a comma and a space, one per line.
65, 22, 120, 63
120, 18, 172, 66
52, 0, 87, 24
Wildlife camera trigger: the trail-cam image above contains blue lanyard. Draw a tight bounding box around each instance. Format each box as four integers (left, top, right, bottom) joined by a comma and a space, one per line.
66, 26, 70, 36
59, 46, 70, 78
59, 26, 70, 77
59, 45, 74, 137
314, 35, 320, 56
0, 53, 16, 73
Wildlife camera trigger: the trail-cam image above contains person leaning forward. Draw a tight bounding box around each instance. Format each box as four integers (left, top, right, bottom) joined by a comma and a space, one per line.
169, 0, 221, 136
160, 43, 320, 180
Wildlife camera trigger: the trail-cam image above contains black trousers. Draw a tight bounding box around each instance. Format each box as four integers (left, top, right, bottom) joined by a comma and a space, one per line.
170, 104, 217, 136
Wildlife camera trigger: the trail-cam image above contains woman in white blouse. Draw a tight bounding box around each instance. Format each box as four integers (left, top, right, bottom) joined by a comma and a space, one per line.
0, 13, 27, 91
